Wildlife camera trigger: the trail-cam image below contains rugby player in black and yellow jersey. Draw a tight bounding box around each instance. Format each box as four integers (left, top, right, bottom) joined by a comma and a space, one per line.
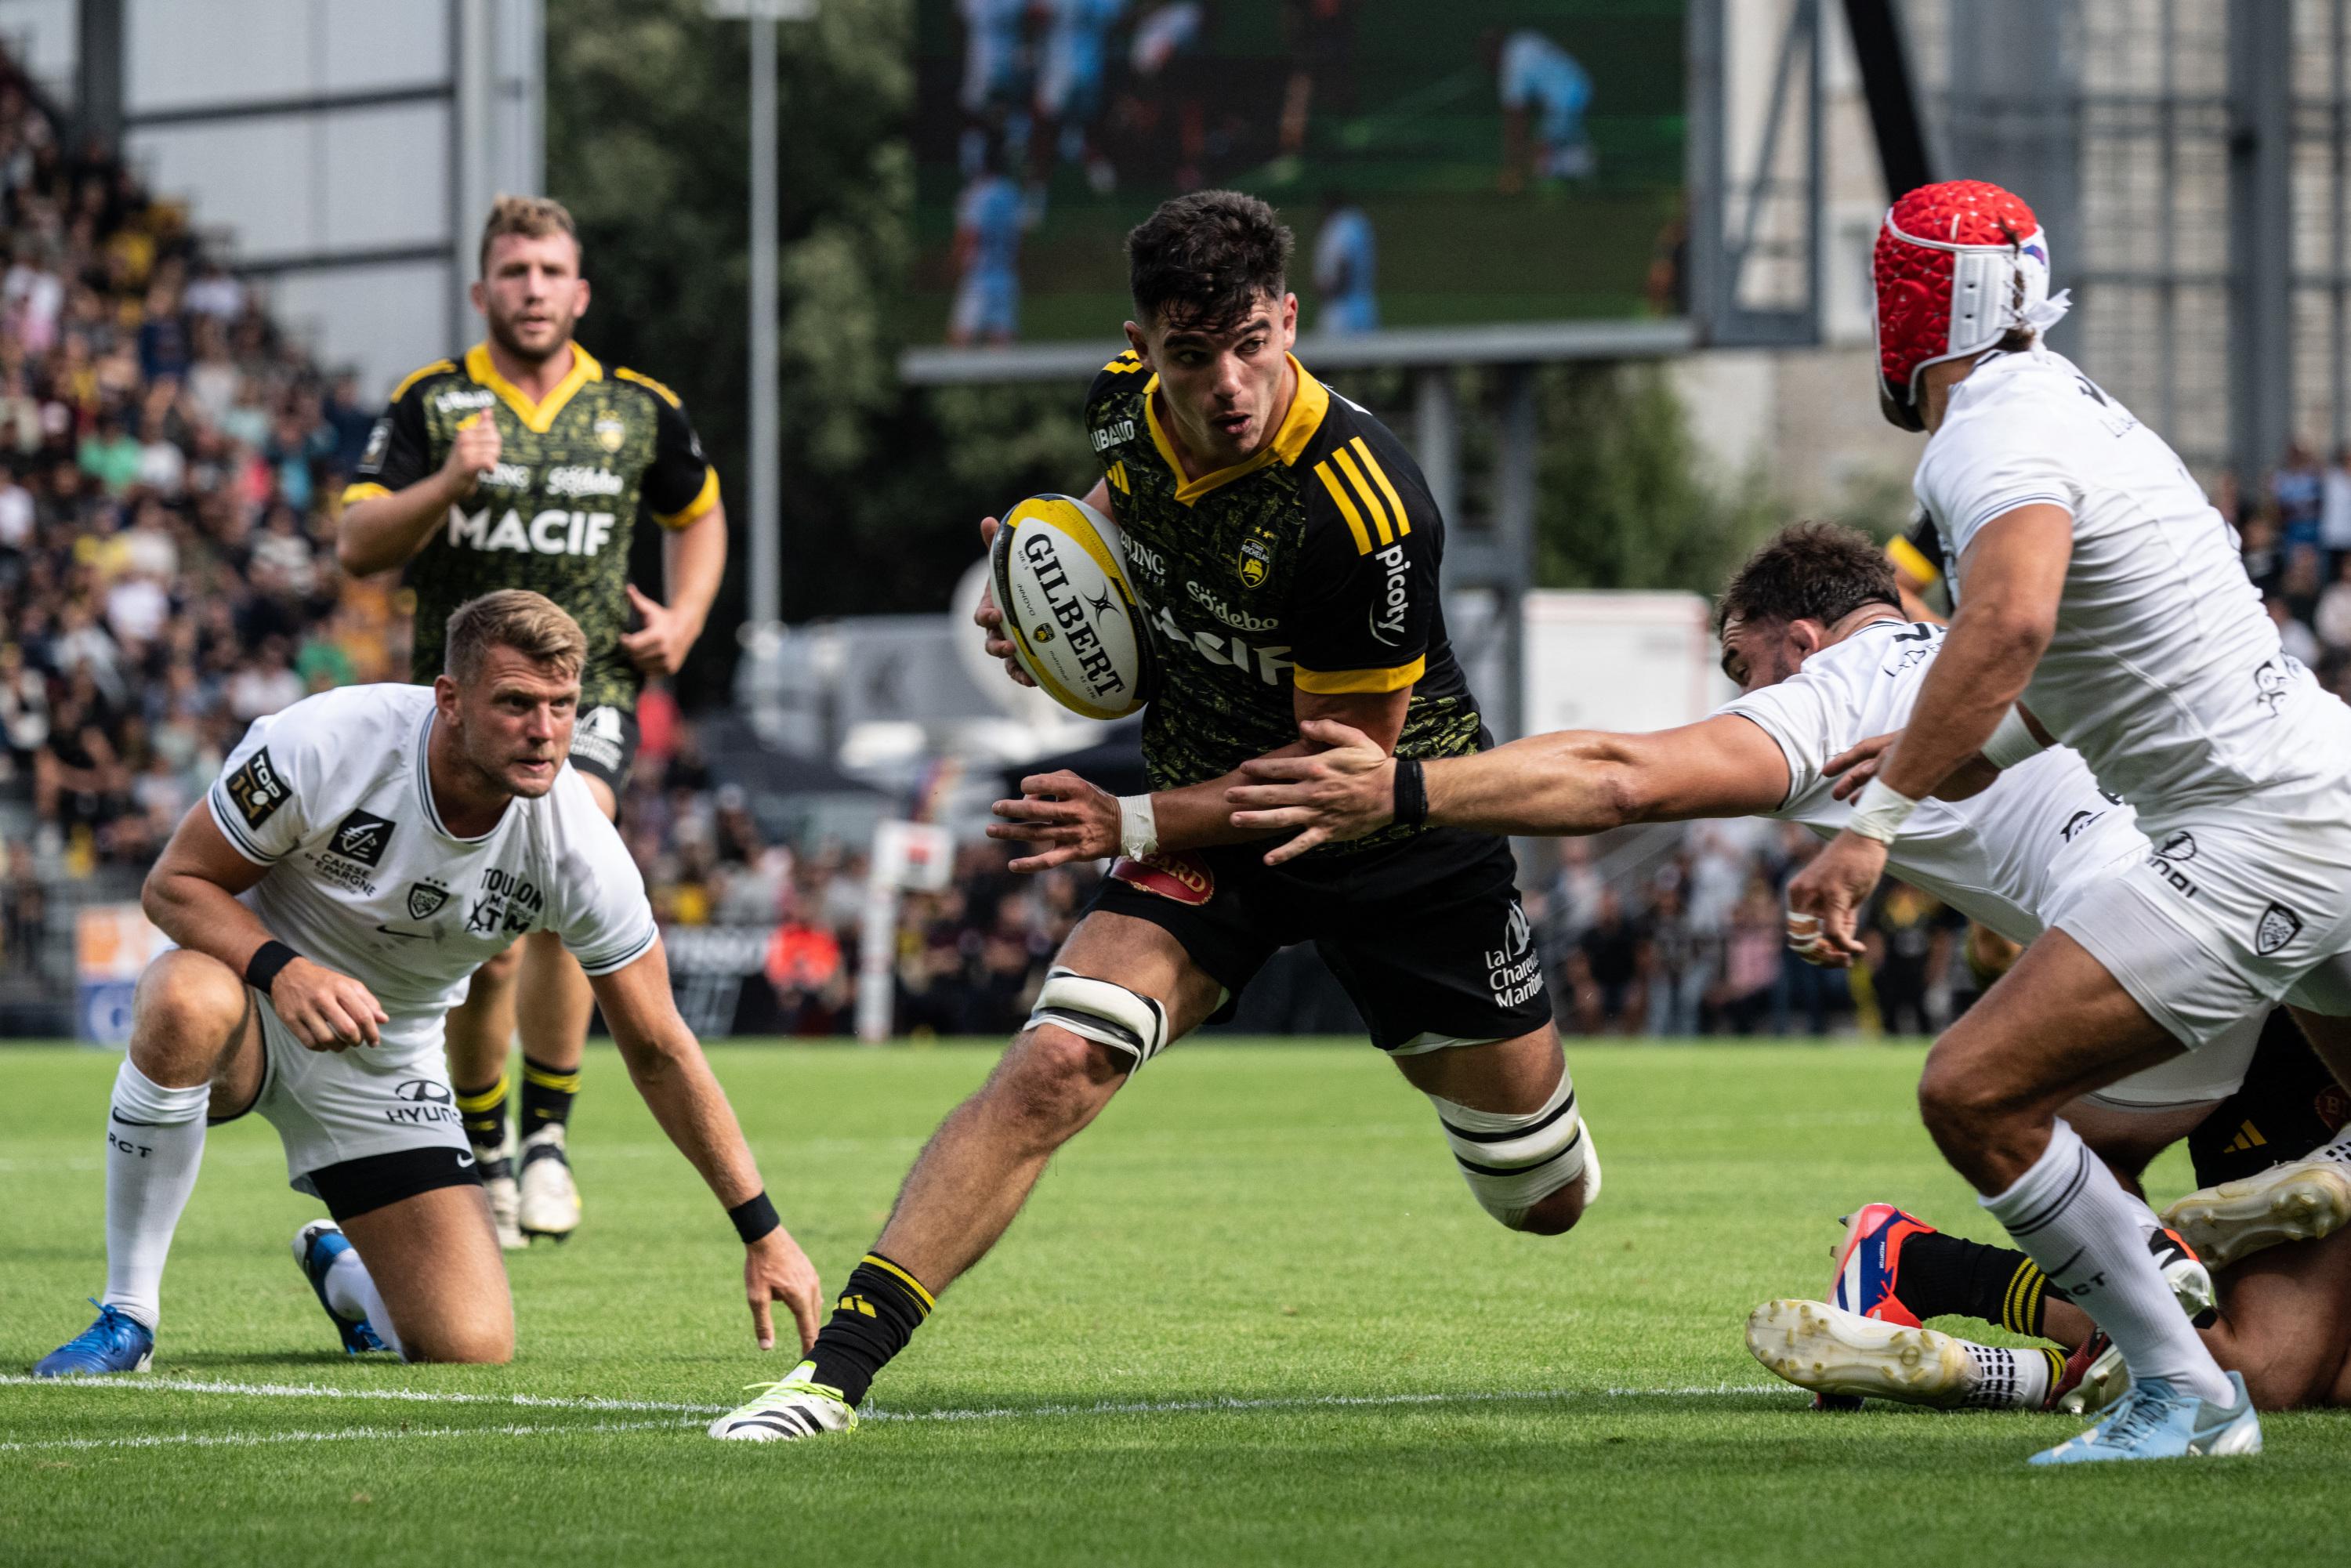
708, 191, 1592, 1443
337, 197, 726, 1249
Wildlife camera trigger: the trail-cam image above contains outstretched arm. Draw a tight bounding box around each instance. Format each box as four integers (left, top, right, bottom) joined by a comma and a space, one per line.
1226, 712, 1792, 864
591, 945, 824, 1353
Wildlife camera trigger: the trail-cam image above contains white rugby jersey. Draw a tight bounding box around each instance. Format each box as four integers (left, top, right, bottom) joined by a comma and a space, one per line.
1916, 349, 2350, 819
1722, 618, 2144, 943
206, 684, 657, 1054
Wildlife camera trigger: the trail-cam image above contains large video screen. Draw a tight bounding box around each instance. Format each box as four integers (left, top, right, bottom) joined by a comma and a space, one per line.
909, 1, 1688, 348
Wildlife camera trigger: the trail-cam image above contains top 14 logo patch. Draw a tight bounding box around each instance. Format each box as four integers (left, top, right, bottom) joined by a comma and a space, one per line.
224, 748, 290, 829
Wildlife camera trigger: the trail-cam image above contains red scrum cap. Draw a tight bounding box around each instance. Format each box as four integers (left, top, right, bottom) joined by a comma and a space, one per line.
1873, 179, 2070, 430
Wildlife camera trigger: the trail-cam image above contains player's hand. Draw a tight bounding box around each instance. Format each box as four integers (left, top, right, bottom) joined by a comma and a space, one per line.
987, 769, 1120, 871
618, 583, 701, 675
1783, 830, 1888, 968
1225, 719, 1394, 866
1826, 731, 2001, 802
974, 516, 1037, 689
743, 1226, 823, 1353
270, 958, 389, 1052
440, 411, 501, 500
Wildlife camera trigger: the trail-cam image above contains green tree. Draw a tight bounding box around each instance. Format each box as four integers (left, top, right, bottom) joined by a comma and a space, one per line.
1532, 360, 1778, 597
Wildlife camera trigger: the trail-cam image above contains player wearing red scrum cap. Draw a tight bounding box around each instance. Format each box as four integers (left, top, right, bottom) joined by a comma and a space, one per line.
1787, 179, 2351, 1464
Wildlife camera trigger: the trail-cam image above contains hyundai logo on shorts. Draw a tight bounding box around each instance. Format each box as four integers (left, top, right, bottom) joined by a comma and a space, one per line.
393, 1079, 452, 1104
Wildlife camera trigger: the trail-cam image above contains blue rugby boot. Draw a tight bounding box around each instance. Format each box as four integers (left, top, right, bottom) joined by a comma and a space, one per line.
293, 1220, 389, 1354
2030, 1371, 2260, 1465
33, 1299, 154, 1377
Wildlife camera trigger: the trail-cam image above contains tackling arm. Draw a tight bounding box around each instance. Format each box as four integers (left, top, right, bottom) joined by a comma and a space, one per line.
1224, 713, 1792, 864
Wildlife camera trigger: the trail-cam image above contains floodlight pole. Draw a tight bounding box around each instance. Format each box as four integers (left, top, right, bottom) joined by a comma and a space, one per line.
712, 0, 815, 629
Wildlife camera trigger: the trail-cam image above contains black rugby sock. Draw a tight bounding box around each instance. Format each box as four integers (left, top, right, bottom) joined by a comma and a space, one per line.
805, 1253, 935, 1406
1898, 1230, 2051, 1337
455, 1072, 509, 1152
520, 1056, 580, 1135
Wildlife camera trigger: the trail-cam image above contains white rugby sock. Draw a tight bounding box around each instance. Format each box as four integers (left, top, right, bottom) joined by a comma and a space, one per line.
323, 1244, 404, 1359
1980, 1119, 2232, 1405
1959, 1342, 2062, 1410
100, 1059, 212, 1331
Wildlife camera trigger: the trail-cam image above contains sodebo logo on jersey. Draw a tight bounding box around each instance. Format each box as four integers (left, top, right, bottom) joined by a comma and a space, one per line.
1368, 543, 1409, 646
1186, 581, 1279, 633
447, 506, 618, 556
545, 465, 625, 499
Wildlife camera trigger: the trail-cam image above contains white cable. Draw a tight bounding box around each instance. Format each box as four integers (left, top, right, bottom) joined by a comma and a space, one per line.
1844, 777, 1919, 845
1116, 794, 1158, 860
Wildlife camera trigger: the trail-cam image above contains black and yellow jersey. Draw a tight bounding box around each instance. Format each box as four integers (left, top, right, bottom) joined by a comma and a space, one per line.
342, 342, 719, 712
1085, 349, 1483, 806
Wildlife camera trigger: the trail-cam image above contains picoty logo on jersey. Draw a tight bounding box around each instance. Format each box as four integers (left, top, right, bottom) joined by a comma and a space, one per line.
1368, 543, 1409, 647
1020, 531, 1126, 701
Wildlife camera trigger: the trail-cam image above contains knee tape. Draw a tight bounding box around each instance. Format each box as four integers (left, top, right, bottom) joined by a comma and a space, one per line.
1027, 968, 1170, 1072
1427, 1070, 1587, 1228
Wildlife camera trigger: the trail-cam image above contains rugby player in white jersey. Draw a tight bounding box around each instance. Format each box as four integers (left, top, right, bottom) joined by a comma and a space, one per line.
1225, 520, 2307, 1394
1760, 178, 2351, 1463
31, 592, 822, 1373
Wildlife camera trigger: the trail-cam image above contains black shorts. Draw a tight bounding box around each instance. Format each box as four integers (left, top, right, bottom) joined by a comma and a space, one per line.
2187, 1010, 2351, 1189
568, 703, 639, 793
1084, 827, 1550, 1052
306, 1146, 484, 1224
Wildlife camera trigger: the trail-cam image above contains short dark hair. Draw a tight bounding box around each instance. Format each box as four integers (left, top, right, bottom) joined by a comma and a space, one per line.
1125, 190, 1293, 334
1714, 522, 1900, 633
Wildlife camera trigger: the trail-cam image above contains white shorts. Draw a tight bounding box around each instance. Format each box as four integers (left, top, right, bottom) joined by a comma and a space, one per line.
2084, 1009, 2265, 1109
241, 995, 470, 1197
2058, 775, 2351, 1051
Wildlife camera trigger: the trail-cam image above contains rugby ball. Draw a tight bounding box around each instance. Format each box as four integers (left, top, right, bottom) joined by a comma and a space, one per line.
989, 494, 1159, 721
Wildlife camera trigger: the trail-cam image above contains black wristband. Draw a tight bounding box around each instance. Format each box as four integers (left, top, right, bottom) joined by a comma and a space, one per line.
245, 940, 301, 995
729, 1190, 781, 1246
1392, 757, 1429, 830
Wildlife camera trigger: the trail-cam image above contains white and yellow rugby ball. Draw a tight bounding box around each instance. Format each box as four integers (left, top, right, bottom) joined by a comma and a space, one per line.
989, 494, 1159, 721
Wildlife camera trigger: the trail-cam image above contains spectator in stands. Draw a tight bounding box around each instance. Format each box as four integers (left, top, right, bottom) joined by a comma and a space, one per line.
2273, 440, 2324, 555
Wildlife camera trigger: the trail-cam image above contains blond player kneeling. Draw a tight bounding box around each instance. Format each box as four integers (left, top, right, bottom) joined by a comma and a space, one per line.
31, 592, 819, 1375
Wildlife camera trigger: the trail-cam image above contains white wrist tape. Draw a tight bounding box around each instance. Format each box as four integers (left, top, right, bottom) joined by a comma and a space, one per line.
1980, 705, 2048, 770
1845, 777, 1919, 845
1117, 794, 1159, 860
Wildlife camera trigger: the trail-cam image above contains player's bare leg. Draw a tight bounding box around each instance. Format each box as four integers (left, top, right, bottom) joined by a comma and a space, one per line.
445, 942, 525, 1248
335, 1185, 515, 1363
709, 913, 1223, 1439
1915, 929, 2250, 1439
873, 913, 1224, 1287
1390, 1023, 1590, 1234
508, 770, 617, 1241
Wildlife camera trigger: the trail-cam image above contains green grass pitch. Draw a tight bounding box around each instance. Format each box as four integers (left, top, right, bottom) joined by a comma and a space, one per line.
2, 1040, 2341, 1565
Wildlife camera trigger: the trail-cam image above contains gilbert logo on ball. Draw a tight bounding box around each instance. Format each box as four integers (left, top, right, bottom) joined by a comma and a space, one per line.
989, 494, 1159, 720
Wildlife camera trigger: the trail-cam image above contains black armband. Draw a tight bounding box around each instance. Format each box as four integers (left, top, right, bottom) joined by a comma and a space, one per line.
245, 940, 301, 995
1392, 757, 1429, 830
729, 1190, 781, 1246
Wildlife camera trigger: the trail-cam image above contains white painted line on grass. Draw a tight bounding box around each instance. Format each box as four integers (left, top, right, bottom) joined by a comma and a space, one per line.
0, 1374, 726, 1414
2, 1373, 1790, 1439
0, 1416, 700, 1454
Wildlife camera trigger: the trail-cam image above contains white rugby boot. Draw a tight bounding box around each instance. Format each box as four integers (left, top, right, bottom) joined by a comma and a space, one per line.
474, 1129, 525, 1251
516, 1124, 581, 1242
708, 1361, 859, 1442
1745, 1298, 1978, 1408
2161, 1153, 2351, 1271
